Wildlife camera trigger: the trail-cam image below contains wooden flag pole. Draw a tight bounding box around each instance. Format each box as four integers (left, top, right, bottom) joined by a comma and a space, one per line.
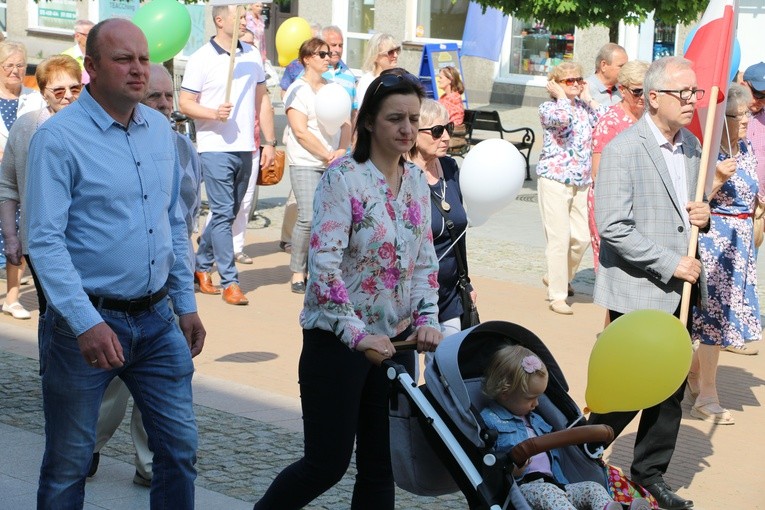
679, 85, 720, 326
223, 4, 244, 105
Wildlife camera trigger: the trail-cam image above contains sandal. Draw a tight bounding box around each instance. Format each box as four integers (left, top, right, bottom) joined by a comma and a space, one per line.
235, 252, 253, 264
690, 400, 735, 425
2, 301, 31, 320
722, 344, 759, 355
685, 371, 699, 402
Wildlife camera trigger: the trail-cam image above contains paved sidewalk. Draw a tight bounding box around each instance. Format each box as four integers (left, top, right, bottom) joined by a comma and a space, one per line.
1, 101, 765, 508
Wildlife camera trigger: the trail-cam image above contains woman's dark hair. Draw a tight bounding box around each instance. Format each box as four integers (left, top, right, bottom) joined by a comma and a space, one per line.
352, 68, 425, 163
298, 37, 329, 67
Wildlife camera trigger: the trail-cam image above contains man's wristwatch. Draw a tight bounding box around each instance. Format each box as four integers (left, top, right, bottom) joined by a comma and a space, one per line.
262, 139, 277, 147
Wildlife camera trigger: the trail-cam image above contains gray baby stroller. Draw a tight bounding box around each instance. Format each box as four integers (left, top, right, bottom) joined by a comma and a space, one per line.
382, 321, 617, 510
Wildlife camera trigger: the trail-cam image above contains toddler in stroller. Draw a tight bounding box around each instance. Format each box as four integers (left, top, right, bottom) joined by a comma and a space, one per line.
388, 321, 656, 510
481, 344, 650, 510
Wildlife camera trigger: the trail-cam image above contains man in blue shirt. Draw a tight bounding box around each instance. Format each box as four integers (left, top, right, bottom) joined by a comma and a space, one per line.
26, 19, 205, 508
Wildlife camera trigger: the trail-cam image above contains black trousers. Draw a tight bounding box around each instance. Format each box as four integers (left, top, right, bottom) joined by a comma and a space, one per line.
587, 308, 688, 486
253, 328, 414, 510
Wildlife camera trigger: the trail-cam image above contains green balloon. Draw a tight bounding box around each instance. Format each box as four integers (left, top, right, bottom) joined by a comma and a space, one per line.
133, 0, 192, 63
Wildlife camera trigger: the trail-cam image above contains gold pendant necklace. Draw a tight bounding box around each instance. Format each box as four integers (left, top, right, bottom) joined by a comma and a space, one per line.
433, 178, 450, 212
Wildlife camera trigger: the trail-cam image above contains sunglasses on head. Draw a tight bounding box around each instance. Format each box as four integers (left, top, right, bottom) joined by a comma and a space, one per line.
559, 77, 584, 86
418, 122, 454, 138
381, 46, 401, 58
46, 84, 82, 99
370, 71, 422, 98
314, 50, 332, 59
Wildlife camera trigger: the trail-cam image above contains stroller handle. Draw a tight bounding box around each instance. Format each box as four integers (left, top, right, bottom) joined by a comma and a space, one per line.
364, 340, 419, 365
510, 424, 615, 467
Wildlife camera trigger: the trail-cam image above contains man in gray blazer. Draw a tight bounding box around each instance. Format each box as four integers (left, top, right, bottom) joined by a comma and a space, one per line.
591, 56, 710, 510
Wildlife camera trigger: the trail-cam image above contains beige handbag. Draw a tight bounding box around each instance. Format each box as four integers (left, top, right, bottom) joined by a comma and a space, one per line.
753, 199, 765, 248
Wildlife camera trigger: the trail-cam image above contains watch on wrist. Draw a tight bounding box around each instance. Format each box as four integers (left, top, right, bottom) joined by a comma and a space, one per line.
262, 139, 277, 147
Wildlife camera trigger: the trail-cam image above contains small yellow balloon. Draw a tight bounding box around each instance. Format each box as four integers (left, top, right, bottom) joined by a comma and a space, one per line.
585, 310, 693, 413
275, 17, 312, 67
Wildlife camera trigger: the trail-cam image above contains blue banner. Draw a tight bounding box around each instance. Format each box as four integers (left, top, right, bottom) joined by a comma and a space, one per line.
461, 2, 508, 62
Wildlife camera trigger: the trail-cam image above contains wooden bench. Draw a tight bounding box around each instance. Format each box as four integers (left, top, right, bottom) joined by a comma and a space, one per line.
448, 109, 535, 181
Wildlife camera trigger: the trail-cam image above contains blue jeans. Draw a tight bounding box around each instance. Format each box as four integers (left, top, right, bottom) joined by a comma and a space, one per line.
196, 151, 252, 287
37, 299, 197, 509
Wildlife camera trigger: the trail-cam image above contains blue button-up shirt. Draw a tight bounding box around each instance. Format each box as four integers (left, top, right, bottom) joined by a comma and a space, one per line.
26, 87, 196, 336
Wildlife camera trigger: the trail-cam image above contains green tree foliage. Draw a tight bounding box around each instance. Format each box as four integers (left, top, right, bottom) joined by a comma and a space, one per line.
473, 0, 708, 41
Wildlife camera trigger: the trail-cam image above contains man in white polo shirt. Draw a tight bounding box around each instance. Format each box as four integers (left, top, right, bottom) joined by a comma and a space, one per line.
179, 4, 275, 305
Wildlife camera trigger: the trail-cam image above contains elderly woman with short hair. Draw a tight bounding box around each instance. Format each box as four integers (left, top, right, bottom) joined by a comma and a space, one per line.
589, 60, 650, 271
537, 61, 604, 315
689, 83, 761, 425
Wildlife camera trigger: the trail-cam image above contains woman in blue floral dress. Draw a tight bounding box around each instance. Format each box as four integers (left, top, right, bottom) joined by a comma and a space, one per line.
690, 83, 761, 425
253, 69, 442, 509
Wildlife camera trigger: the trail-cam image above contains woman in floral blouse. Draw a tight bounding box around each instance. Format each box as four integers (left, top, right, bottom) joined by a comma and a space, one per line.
253, 68, 442, 510
589, 60, 649, 272
537, 61, 604, 315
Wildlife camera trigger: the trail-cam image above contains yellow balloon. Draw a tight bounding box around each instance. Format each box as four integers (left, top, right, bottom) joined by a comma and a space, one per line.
275, 17, 312, 67
585, 310, 692, 413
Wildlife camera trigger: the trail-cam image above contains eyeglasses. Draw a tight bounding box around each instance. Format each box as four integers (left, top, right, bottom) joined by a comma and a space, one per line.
624, 87, 644, 97
381, 46, 401, 58
2, 63, 25, 72
559, 77, 584, 86
419, 122, 454, 138
75, 31, 90, 37
726, 111, 751, 121
657, 89, 705, 101
370, 71, 422, 98
314, 51, 332, 59
45, 84, 82, 100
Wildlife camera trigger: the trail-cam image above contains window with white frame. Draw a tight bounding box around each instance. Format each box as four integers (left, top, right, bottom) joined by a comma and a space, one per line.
415, 0, 468, 41
28, 0, 77, 30
0, 0, 6, 33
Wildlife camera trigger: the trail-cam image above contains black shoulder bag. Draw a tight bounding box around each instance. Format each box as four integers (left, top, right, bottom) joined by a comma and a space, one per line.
430, 192, 480, 330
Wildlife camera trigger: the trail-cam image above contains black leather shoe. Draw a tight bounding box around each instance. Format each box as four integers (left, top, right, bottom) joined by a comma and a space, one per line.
87, 452, 100, 478
644, 481, 693, 509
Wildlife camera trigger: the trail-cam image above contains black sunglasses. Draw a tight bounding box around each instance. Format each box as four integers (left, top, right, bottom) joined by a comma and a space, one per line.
419, 122, 454, 138
370, 72, 422, 98
751, 86, 765, 100
625, 87, 644, 97
314, 50, 332, 59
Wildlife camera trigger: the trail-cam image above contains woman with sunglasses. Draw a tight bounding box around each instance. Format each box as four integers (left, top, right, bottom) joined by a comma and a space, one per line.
688, 83, 761, 425
284, 37, 352, 293
0, 54, 81, 319
253, 68, 441, 509
588, 60, 649, 275
409, 99, 475, 336
355, 33, 401, 109
537, 61, 604, 315
0, 41, 46, 307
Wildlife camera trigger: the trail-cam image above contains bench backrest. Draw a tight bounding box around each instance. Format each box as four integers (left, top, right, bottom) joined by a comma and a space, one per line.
471, 110, 504, 138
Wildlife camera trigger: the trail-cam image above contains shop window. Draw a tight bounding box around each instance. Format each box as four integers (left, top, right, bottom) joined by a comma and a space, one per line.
416, 0, 468, 40
509, 19, 574, 77
0, 0, 6, 33
652, 21, 676, 60
28, 0, 77, 30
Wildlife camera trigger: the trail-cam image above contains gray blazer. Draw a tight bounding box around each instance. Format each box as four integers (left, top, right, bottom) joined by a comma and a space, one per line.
593, 115, 706, 314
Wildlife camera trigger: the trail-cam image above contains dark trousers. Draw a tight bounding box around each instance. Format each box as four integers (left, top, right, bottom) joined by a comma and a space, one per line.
587, 308, 688, 486
253, 328, 412, 510
25, 254, 47, 315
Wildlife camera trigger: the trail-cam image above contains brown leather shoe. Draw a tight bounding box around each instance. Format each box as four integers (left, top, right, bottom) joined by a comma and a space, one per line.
194, 271, 220, 295
222, 283, 249, 305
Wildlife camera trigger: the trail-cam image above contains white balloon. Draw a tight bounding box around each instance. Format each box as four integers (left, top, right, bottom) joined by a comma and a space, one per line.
459, 139, 525, 226
315, 83, 351, 135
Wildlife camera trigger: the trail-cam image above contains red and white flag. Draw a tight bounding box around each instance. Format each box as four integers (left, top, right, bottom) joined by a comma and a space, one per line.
684, 0, 738, 182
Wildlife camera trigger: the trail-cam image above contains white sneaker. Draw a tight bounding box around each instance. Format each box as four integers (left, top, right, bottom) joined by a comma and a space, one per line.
2, 301, 31, 320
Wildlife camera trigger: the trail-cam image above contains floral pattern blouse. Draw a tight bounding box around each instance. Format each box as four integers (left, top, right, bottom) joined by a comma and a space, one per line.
439, 91, 465, 126
299, 156, 441, 349
536, 98, 604, 186
592, 103, 635, 156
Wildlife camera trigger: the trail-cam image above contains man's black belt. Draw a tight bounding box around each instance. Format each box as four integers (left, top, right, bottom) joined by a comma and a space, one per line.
89, 287, 168, 314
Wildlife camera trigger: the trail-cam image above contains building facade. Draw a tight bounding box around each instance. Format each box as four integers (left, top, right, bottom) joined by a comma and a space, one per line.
2, 0, 761, 108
